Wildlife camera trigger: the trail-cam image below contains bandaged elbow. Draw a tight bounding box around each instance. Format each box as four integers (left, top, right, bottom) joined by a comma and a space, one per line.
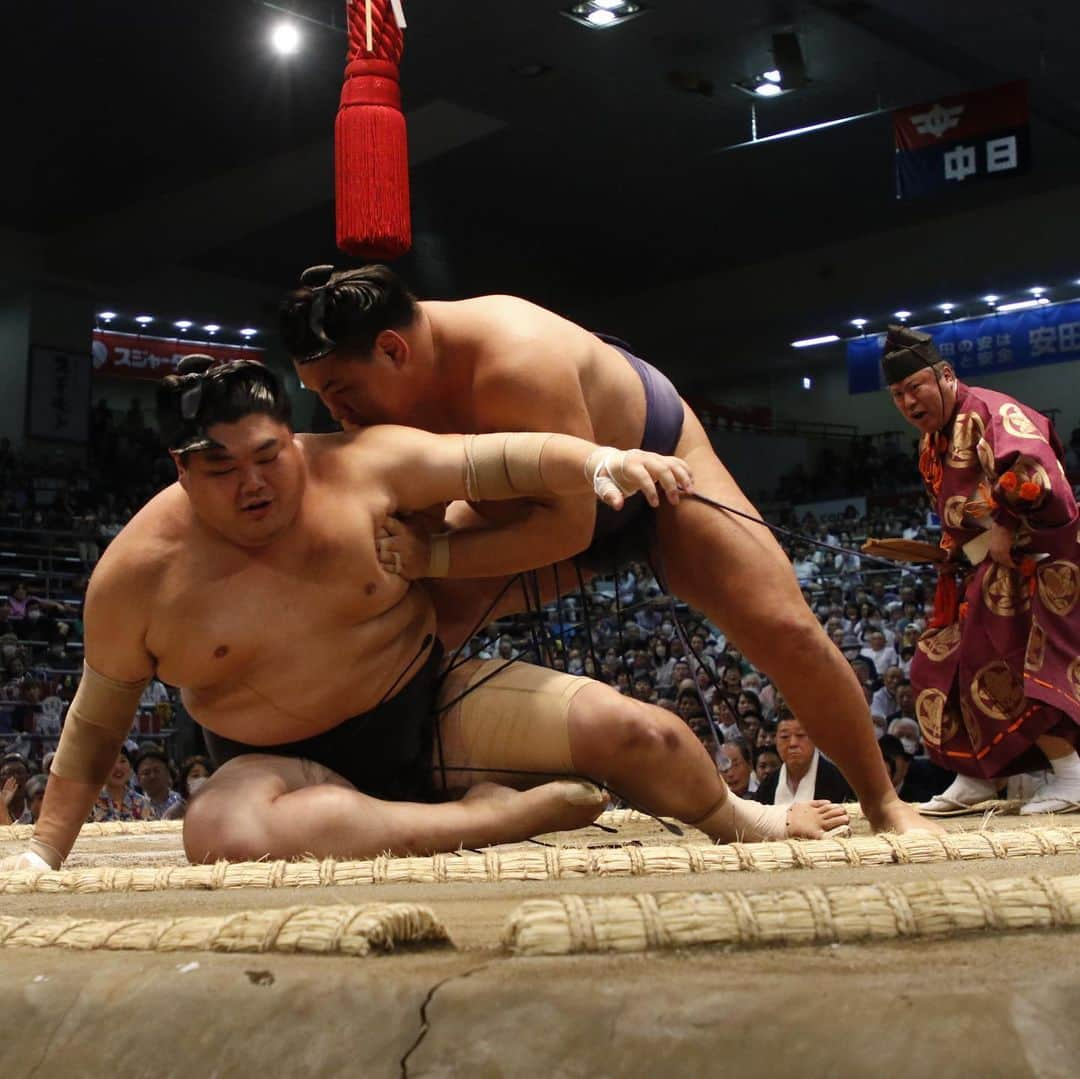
462, 433, 556, 501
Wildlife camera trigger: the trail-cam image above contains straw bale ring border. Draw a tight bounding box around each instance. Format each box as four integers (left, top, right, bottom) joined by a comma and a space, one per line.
3, 826, 1080, 894
502, 871, 1080, 956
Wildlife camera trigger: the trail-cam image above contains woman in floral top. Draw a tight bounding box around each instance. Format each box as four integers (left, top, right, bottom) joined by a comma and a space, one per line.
89, 748, 151, 822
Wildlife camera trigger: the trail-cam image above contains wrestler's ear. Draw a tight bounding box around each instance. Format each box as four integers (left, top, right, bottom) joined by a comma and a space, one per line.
374, 329, 409, 371
169, 450, 190, 488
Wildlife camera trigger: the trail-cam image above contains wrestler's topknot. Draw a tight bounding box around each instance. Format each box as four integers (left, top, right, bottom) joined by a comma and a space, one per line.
278, 264, 418, 363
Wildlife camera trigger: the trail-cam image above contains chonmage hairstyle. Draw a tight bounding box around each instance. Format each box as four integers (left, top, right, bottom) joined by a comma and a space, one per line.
279, 264, 418, 364
156, 355, 292, 455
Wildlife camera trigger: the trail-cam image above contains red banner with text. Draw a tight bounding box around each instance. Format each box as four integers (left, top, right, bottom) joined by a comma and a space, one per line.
91, 330, 264, 379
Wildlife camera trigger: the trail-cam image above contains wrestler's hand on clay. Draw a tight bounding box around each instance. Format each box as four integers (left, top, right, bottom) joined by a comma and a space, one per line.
376, 515, 433, 580
988, 518, 1018, 569
585, 448, 694, 511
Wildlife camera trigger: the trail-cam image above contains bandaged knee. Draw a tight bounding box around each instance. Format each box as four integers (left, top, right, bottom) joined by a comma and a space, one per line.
51, 663, 148, 785
462, 433, 555, 502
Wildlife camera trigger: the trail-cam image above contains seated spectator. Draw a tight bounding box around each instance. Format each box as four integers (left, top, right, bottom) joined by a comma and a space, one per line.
632, 673, 657, 703
871, 666, 902, 721
860, 629, 898, 676
754, 715, 854, 806
163, 756, 215, 820
878, 734, 951, 803
23, 774, 46, 823
735, 690, 762, 722
7, 583, 29, 620
90, 748, 151, 822
0, 753, 32, 825
709, 694, 740, 743
719, 738, 758, 797
754, 747, 782, 786
888, 682, 918, 724
755, 720, 777, 749
887, 716, 923, 758
135, 745, 183, 820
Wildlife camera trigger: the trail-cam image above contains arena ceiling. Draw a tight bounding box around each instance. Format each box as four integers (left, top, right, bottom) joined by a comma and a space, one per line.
7, 1, 1080, 330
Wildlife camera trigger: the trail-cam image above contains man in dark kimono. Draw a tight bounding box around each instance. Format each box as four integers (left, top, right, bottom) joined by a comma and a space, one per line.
881, 325, 1080, 814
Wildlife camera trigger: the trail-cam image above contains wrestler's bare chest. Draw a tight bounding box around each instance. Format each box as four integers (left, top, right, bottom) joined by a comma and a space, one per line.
145, 491, 433, 739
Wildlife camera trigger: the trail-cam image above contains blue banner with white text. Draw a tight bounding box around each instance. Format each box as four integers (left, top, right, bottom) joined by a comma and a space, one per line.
847, 300, 1080, 394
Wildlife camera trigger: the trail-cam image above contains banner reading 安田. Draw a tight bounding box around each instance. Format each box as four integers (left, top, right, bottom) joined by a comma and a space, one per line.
846, 299, 1080, 394
894, 80, 1029, 200
91, 330, 265, 380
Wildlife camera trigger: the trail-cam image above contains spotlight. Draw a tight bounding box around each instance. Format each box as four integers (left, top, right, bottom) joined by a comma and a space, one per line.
763, 69, 782, 83
1028, 286, 1046, 297
240, 328, 258, 338
203, 324, 221, 335
754, 82, 783, 98
802, 376, 813, 390
850, 318, 868, 329
564, 2, 645, 29
135, 315, 154, 325
997, 298, 1049, 314
893, 310, 912, 322
790, 334, 840, 348
982, 295, 999, 305
174, 320, 193, 331
939, 303, 955, 315
271, 22, 301, 56
97, 311, 117, 323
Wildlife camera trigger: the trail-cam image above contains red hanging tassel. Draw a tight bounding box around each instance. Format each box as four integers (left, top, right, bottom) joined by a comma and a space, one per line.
336, 0, 411, 260
929, 569, 959, 629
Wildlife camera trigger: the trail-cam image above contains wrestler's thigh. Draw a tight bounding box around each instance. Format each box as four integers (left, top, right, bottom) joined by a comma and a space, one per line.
655, 404, 807, 628
433, 660, 588, 790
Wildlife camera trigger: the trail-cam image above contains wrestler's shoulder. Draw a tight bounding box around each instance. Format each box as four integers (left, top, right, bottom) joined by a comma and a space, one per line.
90, 486, 188, 594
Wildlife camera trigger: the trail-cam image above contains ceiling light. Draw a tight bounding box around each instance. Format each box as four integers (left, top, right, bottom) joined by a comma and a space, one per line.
203, 324, 221, 335
240, 328, 258, 338
754, 82, 783, 98
1028, 286, 1046, 297
850, 318, 868, 329
790, 334, 840, 348
134, 315, 154, 325
802, 376, 813, 390
763, 69, 782, 83
893, 310, 912, 321
982, 295, 999, 305
564, 2, 645, 29
271, 22, 301, 55
174, 320, 193, 331
97, 311, 117, 323
939, 303, 955, 314
996, 297, 1049, 314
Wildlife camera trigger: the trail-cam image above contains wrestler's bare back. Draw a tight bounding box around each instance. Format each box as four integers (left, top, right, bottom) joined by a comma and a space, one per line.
99, 434, 437, 747
419, 296, 651, 448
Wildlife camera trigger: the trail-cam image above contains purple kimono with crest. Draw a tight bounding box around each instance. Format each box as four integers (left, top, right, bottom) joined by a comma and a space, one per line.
912, 382, 1080, 778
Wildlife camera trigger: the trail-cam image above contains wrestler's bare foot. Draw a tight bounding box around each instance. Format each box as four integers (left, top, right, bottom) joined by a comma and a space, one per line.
866, 795, 945, 836
459, 781, 606, 846
786, 799, 851, 839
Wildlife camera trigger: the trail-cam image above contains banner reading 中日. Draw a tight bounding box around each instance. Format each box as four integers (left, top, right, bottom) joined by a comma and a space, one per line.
91, 330, 264, 380
847, 299, 1080, 395
894, 81, 1029, 200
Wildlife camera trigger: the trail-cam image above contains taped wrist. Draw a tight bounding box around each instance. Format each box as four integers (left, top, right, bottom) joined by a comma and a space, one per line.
584, 447, 635, 501
427, 533, 451, 577
462, 433, 556, 502
51, 662, 148, 785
